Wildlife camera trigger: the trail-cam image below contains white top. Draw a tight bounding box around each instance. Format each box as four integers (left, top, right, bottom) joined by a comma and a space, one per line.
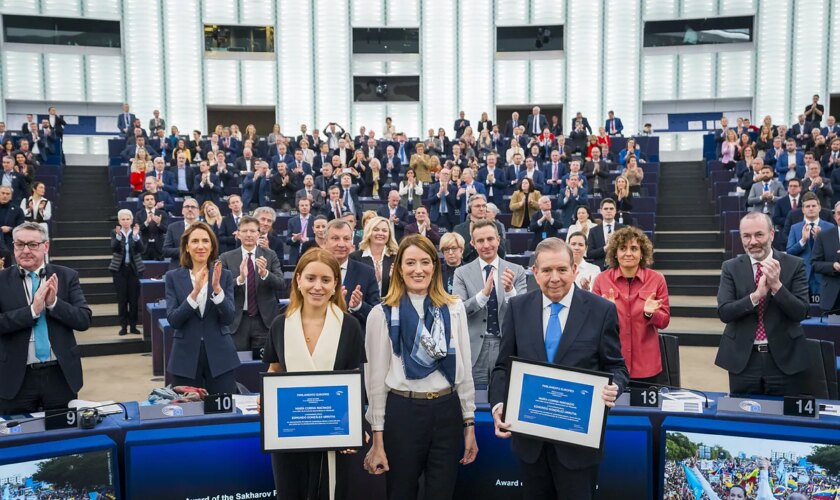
575, 261, 601, 290
365, 295, 476, 431
185, 270, 225, 316
473, 256, 518, 307
565, 220, 597, 241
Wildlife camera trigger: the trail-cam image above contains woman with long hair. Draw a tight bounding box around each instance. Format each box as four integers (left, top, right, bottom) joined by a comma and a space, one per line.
350, 216, 398, 297
364, 235, 477, 499
164, 222, 239, 393
263, 248, 365, 500
21, 181, 52, 238
566, 205, 596, 241
129, 151, 151, 194
509, 177, 541, 229
398, 168, 423, 211
201, 200, 223, 239
592, 227, 670, 383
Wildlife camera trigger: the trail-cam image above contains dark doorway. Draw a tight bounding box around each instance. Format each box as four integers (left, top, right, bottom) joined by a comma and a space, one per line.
496, 104, 563, 136
830, 94, 840, 123
206, 106, 276, 136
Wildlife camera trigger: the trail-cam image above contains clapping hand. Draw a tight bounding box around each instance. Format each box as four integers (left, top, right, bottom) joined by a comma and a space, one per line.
255, 256, 268, 278
501, 268, 515, 293
191, 268, 208, 300
643, 293, 662, 316
211, 260, 223, 295
603, 288, 616, 303
132, 224, 141, 237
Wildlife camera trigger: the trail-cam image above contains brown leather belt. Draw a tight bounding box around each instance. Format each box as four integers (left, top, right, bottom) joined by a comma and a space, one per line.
389, 386, 455, 400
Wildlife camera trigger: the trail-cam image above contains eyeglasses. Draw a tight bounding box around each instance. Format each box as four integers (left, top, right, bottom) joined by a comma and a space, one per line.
183, 205, 199, 210
441, 247, 462, 253
14, 241, 45, 250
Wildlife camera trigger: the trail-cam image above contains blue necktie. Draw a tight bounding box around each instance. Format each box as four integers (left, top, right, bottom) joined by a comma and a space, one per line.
30, 272, 51, 362
484, 265, 500, 336
545, 302, 564, 363
124, 233, 130, 264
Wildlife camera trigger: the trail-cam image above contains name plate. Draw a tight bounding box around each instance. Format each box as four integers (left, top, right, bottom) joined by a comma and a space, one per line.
44, 408, 79, 430
204, 394, 234, 414
138, 401, 205, 420
783, 396, 818, 418
0, 418, 46, 436
717, 397, 784, 416
629, 387, 660, 408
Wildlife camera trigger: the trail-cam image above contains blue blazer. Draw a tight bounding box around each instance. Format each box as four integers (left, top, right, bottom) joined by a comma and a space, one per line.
342, 259, 380, 326
164, 266, 239, 379
775, 151, 805, 180
193, 173, 222, 206
786, 218, 835, 293
241, 172, 267, 208
605, 118, 624, 135
286, 215, 315, 265
488, 288, 628, 469
0, 264, 92, 400
217, 214, 242, 253
476, 167, 507, 207
146, 170, 177, 194
425, 182, 457, 225
557, 187, 589, 227
118, 112, 137, 133
542, 161, 568, 196
456, 182, 486, 221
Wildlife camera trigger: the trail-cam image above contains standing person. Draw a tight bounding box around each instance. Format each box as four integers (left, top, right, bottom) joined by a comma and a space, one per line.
715, 212, 811, 396
439, 232, 465, 295
528, 196, 563, 246
20, 181, 52, 239
324, 219, 380, 327
587, 198, 625, 269
0, 222, 92, 414
109, 210, 145, 336
786, 192, 834, 300
453, 219, 526, 385
164, 222, 239, 394
509, 178, 541, 229
136, 191, 169, 261
811, 202, 840, 313
220, 216, 285, 352
364, 235, 478, 499
350, 216, 398, 298
262, 248, 365, 500
490, 238, 627, 500
426, 168, 457, 231
0, 185, 25, 256
403, 206, 441, 247
568, 231, 600, 292
592, 227, 670, 382
287, 197, 315, 266
300, 215, 329, 256
163, 198, 201, 270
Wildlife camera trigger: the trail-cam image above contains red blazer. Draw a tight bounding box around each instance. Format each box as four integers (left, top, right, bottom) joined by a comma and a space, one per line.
129, 171, 146, 192
592, 266, 670, 378
597, 134, 611, 148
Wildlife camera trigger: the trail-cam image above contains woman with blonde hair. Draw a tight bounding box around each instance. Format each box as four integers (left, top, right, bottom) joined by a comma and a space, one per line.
350, 215, 398, 296
364, 235, 477, 498
129, 151, 151, 193
200, 201, 223, 240
262, 248, 365, 500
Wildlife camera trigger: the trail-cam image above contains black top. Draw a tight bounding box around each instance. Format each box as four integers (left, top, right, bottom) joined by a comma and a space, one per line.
263, 311, 366, 372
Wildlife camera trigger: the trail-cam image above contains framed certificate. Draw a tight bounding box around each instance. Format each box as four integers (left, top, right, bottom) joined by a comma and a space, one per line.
503, 357, 612, 450
260, 370, 364, 452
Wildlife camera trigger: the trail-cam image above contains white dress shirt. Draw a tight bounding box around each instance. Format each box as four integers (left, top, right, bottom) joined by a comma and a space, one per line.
364, 295, 476, 431
185, 269, 225, 316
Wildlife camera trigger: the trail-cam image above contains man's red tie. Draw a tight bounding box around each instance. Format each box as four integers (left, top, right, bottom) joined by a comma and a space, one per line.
754, 263, 766, 341
791, 198, 797, 210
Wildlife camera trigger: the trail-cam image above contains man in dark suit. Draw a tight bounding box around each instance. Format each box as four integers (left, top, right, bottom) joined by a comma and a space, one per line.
151, 128, 170, 158
477, 153, 507, 208
242, 161, 270, 210
403, 206, 440, 246
193, 160, 222, 207
47, 107, 67, 140
789, 114, 814, 148
296, 124, 314, 151
121, 136, 156, 162
169, 152, 195, 196
376, 190, 409, 241
715, 212, 811, 396
218, 195, 245, 253
2, 157, 29, 205
220, 216, 284, 351
526, 106, 548, 136
454, 111, 470, 138
823, 137, 840, 174
587, 198, 624, 269
289, 148, 312, 177
324, 219, 380, 326
812, 203, 840, 313
136, 191, 169, 260
117, 103, 136, 136
0, 222, 92, 414
0, 185, 26, 254
295, 174, 325, 213
557, 173, 588, 228
109, 211, 145, 335
426, 167, 457, 230
338, 174, 361, 220
322, 185, 349, 221
147, 156, 177, 194
503, 112, 521, 138
542, 149, 567, 196
529, 196, 564, 247
140, 177, 174, 213
286, 198, 315, 266
489, 238, 626, 500
253, 206, 286, 260
771, 178, 801, 230
234, 147, 257, 173
312, 142, 333, 176
163, 198, 201, 270
605, 110, 624, 136
570, 111, 593, 135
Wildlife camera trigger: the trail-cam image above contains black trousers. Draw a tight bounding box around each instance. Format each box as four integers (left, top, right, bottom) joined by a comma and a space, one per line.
112, 264, 140, 329
0, 364, 76, 414
728, 349, 809, 396
170, 342, 237, 394
233, 313, 268, 351
382, 391, 462, 500
271, 451, 363, 500
521, 445, 600, 500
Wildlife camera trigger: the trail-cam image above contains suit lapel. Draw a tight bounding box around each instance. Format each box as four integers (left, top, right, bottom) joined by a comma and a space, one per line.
554, 288, 587, 363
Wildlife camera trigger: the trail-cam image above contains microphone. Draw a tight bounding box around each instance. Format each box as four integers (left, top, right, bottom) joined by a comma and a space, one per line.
625, 380, 711, 409
2, 402, 130, 430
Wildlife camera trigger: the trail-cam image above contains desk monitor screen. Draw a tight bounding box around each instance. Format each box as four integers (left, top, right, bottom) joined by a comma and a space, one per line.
664, 430, 840, 499
0, 449, 116, 500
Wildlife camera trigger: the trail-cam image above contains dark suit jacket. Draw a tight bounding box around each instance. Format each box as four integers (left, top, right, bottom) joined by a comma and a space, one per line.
218, 214, 243, 253
0, 201, 25, 249
108, 231, 146, 274
811, 226, 840, 311
477, 167, 508, 207
503, 119, 521, 138
403, 222, 441, 246
489, 288, 628, 469
263, 311, 364, 372
118, 113, 137, 133
425, 182, 457, 226
286, 214, 315, 265
0, 264, 92, 399
571, 117, 593, 135
526, 114, 548, 135
340, 186, 362, 219
586, 223, 625, 269
528, 211, 564, 247
136, 209, 168, 258
771, 196, 799, 229
194, 173, 222, 206
342, 259, 380, 326
715, 251, 810, 376
146, 169, 177, 194
168, 165, 196, 193
164, 266, 239, 378
234, 157, 257, 173
375, 205, 409, 241
163, 220, 188, 270
349, 250, 393, 297
219, 247, 285, 333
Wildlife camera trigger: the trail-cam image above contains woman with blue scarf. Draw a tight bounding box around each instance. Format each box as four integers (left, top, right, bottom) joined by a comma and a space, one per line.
364, 234, 477, 499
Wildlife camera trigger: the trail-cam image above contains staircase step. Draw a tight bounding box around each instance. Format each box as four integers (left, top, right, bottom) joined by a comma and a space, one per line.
666, 285, 720, 296
53, 221, 116, 237
656, 259, 724, 270
51, 245, 110, 257
85, 292, 118, 305
80, 282, 115, 295
50, 255, 111, 269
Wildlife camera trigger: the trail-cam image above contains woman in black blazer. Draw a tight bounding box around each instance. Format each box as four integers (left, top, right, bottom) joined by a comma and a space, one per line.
109, 209, 145, 335
349, 216, 397, 297
262, 248, 365, 500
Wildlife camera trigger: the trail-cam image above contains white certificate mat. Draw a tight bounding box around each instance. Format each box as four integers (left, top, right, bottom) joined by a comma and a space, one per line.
503, 357, 611, 450
261, 370, 364, 452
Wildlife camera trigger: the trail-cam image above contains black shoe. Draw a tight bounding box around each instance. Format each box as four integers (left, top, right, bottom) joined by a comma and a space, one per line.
118, 328, 127, 336
130, 328, 141, 335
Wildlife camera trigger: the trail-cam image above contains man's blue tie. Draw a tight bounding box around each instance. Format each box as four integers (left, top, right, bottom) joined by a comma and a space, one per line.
30, 271, 50, 362
545, 302, 564, 363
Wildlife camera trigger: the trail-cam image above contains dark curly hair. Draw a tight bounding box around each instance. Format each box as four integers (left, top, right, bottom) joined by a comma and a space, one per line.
604, 226, 654, 268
